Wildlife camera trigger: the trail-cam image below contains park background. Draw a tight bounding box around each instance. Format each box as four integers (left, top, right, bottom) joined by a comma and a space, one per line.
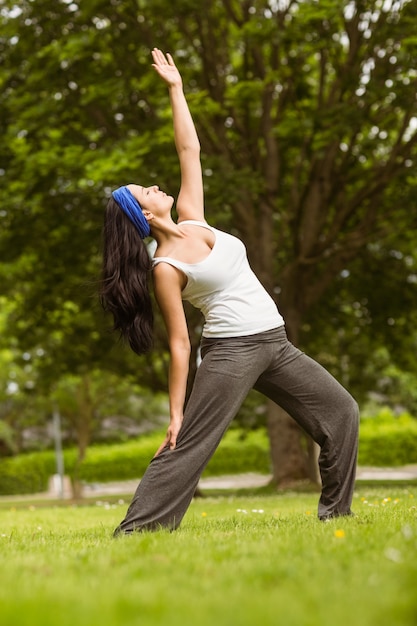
1, 3, 417, 626
0, 0, 417, 497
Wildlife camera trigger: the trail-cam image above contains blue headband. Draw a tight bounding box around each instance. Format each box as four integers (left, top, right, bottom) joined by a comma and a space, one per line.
112, 186, 151, 239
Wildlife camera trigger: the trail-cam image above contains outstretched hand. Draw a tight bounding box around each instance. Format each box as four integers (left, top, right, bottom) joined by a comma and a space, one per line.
151, 48, 182, 88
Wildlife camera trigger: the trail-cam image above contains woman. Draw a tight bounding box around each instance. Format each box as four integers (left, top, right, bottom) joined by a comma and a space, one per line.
102, 48, 359, 533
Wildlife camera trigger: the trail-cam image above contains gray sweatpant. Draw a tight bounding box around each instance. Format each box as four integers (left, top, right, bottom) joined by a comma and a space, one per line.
114, 326, 359, 533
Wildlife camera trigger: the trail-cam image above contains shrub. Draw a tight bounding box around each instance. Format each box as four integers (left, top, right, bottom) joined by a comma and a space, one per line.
201, 428, 271, 476
0, 450, 56, 495
0, 429, 271, 496
358, 409, 417, 466
1, 410, 416, 496
77, 433, 163, 483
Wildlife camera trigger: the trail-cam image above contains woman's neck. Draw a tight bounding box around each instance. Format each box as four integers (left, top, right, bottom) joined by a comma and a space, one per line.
150, 216, 185, 247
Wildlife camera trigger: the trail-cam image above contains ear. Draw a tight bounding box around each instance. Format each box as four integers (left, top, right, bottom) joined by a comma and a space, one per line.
142, 210, 154, 222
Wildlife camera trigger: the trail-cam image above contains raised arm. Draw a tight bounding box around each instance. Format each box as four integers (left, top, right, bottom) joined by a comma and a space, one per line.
151, 48, 204, 223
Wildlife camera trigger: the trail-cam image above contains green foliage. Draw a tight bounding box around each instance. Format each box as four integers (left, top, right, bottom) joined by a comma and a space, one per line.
49, 370, 168, 449
0, 449, 59, 495
1, 415, 417, 496
0, 337, 169, 456
73, 432, 163, 483
302, 240, 417, 410
1, 0, 417, 480
1, 0, 416, 384
359, 409, 417, 466
0, 428, 271, 495
198, 427, 271, 476
0, 419, 16, 455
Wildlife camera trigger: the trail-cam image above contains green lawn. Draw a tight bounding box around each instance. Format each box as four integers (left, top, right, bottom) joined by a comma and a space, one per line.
0, 486, 416, 626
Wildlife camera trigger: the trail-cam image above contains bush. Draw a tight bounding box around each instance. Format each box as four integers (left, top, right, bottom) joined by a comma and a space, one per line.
79, 429, 271, 483
77, 433, 163, 483
0, 429, 271, 496
201, 428, 271, 476
358, 409, 417, 466
0, 450, 56, 495
1, 410, 416, 496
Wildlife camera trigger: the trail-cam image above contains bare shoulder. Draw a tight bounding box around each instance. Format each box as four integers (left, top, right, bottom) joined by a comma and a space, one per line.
153, 261, 186, 293
153, 261, 189, 344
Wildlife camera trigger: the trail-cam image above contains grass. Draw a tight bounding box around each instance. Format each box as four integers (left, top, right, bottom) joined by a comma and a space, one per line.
0, 485, 416, 626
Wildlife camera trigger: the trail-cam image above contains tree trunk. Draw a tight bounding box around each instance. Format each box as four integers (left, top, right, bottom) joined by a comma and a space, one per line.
266, 400, 308, 485
266, 299, 321, 487
267, 401, 321, 487
71, 432, 89, 499
70, 374, 94, 499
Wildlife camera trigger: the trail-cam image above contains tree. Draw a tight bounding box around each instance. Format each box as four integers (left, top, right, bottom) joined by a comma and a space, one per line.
49, 369, 167, 497
304, 232, 417, 414
1, 0, 416, 485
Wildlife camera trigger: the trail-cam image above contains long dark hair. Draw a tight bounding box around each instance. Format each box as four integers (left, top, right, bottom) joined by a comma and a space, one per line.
100, 197, 153, 354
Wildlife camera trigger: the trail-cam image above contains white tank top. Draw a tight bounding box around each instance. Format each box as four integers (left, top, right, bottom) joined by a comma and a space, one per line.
152, 220, 284, 338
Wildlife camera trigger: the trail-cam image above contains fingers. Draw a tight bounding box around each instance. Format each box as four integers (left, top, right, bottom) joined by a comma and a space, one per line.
166, 52, 175, 67
153, 429, 177, 457
153, 433, 169, 458
151, 47, 176, 68
152, 48, 169, 65
151, 47, 164, 64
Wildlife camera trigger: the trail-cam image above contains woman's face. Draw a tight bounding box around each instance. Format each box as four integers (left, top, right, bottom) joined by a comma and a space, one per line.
127, 184, 174, 215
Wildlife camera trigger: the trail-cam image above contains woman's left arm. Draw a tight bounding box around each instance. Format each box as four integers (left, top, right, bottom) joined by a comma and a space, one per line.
152, 262, 191, 456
